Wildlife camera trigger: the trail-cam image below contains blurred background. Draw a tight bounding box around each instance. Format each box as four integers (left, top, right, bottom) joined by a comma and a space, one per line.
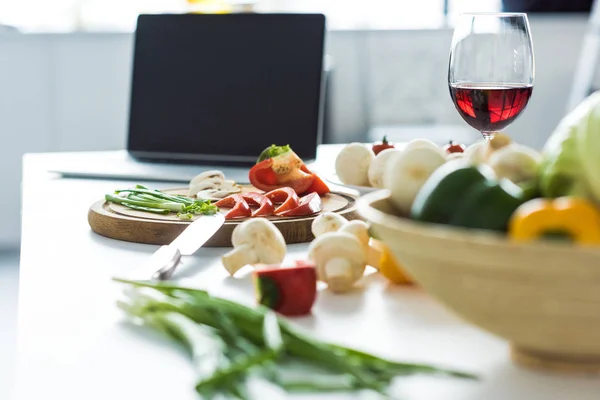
0, 0, 597, 396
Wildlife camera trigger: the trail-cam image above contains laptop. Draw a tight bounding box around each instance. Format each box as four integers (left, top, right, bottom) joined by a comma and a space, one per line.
51, 13, 327, 183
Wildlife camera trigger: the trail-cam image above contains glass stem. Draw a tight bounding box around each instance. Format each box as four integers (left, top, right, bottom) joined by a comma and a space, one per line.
481, 131, 495, 141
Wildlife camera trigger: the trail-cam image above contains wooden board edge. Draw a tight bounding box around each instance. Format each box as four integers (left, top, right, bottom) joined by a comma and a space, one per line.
88, 191, 362, 247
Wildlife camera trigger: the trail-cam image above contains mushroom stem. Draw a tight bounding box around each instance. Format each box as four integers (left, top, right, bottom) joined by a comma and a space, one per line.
221, 243, 258, 276
323, 257, 354, 292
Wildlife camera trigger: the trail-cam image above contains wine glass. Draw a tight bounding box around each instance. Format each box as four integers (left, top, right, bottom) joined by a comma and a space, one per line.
448, 13, 534, 141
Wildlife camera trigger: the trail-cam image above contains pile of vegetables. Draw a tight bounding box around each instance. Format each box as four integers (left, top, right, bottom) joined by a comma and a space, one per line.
382, 90, 600, 245
106, 185, 219, 220
221, 213, 411, 303
114, 278, 477, 398
334, 136, 464, 190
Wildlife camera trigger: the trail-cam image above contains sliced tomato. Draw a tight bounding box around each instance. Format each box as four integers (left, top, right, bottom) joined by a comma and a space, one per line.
300, 165, 330, 195
265, 187, 300, 214
214, 194, 251, 220
249, 158, 315, 195
241, 193, 275, 217
278, 192, 323, 217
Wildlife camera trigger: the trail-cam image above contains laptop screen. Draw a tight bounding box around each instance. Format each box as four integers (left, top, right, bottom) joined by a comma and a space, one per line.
127, 13, 326, 165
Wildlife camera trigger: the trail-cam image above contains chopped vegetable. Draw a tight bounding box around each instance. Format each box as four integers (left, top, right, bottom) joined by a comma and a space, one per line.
369, 239, 414, 284
250, 145, 330, 195
265, 187, 300, 214
257, 144, 292, 164
277, 192, 323, 217
221, 218, 287, 276
335, 143, 373, 186
308, 232, 367, 293
240, 193, 275, 217
300, 164, 331, 196
214, 194, 252, 220
113, 278, 477, 398
188, 170, 241, 199
253, 262, 317, 316
105, 186, 219, 219
372, 136, 395, 155
509, 197, 600, 244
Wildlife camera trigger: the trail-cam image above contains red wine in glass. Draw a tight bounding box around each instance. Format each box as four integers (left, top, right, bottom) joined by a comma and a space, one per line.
448, 13, 534, 140
449, 83, 533, 132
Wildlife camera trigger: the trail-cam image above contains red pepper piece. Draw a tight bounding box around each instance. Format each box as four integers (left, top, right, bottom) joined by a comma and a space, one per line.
300, 165, 330, 195
265, 187, 300, 214
253, 261, 317, 316
249, 158, 315, 195
241, 192, 275, 217
214, 194, 251, 220
277, 192, 323, 217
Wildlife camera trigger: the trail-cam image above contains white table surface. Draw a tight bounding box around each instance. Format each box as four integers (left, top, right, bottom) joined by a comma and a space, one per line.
13, 149, 600, 400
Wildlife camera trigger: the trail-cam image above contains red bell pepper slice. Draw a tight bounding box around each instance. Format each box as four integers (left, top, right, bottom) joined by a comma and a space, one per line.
241, 193, 275, 217
214, 194, 251, 220
265, 187, 300, 214
249, 155, 315, 195
300, 164, 330, 195
277, 192, 323, 217
253, 261, 317, 316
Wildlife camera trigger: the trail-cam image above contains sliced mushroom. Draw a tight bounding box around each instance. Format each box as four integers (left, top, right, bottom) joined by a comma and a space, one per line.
190, 170, 225, 185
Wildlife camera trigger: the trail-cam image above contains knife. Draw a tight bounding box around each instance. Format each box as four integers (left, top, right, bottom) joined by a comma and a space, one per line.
129, 213, 225, 280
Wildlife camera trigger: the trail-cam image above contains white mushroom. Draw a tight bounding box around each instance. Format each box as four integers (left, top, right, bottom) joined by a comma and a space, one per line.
335, 143, 374, 186
463, 141, 489, 165
196, 187, 241, 201
188, 171, 241, 198
403, 138, 447, 158
308, 232, 367, 293
338, 220, 370, 255
221, 218, 286, 276
367, 148, 401, 188
311, 212, 348, 238
384, 146, 447, 214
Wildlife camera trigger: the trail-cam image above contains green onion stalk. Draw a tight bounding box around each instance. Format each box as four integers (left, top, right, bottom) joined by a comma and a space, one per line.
114, 278, 478, 399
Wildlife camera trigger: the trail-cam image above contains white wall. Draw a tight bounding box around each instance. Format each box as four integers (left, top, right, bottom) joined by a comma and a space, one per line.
0, 15, 592, 248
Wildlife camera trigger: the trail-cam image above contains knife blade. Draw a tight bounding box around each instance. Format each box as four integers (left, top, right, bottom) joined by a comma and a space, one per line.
127, 213, 225, 280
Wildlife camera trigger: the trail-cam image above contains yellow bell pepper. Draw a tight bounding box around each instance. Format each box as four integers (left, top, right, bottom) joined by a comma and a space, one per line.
368, 239, 414, 285
508, 197, 600, 244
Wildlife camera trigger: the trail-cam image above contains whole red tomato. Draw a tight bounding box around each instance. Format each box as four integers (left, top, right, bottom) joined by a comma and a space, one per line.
443, 140, 466, 154
372, 136, 395, 155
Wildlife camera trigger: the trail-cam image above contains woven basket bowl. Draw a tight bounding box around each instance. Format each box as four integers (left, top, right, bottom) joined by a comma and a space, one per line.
358, 189, 600, 374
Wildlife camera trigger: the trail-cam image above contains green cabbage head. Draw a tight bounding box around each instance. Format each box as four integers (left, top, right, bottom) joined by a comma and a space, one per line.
540, 91, 600, 204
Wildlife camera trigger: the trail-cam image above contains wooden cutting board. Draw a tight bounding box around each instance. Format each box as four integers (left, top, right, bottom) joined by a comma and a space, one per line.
88, 186, 360, 247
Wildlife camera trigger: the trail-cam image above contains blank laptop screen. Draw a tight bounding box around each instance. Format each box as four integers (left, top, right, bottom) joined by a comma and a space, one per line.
127, 13, 326, 164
